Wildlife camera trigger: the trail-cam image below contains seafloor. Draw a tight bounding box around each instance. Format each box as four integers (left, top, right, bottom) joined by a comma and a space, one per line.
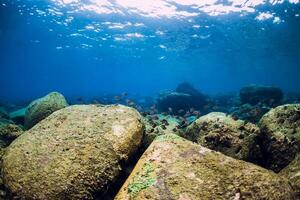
0, 82, 300, 199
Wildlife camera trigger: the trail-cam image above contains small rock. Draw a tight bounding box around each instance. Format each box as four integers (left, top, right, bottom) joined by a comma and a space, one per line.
24, 92, 68, 129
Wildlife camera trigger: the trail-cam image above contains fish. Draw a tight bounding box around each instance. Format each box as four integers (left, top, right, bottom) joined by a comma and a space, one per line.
122, 92, 128, 97
178, 109, 185, 114
193, 110, 201, 117
76, 97, 84, 102
161, 124, 167, 130
114, 96, 121, 101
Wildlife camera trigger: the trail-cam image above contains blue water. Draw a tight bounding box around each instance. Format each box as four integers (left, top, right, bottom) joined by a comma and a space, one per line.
1, 0, 300, 103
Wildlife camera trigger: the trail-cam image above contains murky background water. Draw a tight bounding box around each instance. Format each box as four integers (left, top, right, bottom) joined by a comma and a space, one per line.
0, 0, 300, 103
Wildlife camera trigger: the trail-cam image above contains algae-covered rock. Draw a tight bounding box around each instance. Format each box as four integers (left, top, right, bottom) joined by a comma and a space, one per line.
240, 85, 283, 106
0, 124, 23, 147
0, 148, 6, 199
143, 114, 180, 147
184, 112, 261, 162
280, 154, 300, 198
115, 134, 294, 200
24, 92, 68, 129
157, 90, 206, 115
259, 104, 300, 172
3, 104, 144, 199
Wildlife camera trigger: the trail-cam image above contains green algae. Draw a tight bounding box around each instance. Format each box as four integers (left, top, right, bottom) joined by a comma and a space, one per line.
154, 133, 183, 142
128, 163, 156, 198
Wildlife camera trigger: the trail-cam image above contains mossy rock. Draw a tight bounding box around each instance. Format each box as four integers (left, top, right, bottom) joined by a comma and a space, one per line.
3, 104, 144, 199
184, 112, 262, 163
280, 154, 300, 198
115, 134, 294, 200
259, 104, 300, 172
0, 124, 23, 147
0, 148, 6, 199
24, 92, 68, 129
240, 85, 283, 106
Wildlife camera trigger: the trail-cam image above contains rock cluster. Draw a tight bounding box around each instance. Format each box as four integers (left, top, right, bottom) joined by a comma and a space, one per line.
0, 89, 299, 199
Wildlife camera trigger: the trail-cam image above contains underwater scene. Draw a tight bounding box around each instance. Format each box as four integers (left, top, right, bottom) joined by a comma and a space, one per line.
1, 0, 300, 199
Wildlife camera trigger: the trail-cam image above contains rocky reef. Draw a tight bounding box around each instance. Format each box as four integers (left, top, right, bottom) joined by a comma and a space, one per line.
0, 86, 299, 199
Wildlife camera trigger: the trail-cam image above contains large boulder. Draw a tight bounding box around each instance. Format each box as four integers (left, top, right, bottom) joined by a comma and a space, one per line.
157, 82, 207, 115
115, 134, 294, 200
157, 92, 205, 115
240, 85, 283, 106
259, 104, 300, 172
175, 82, 205, 98
2, 104, 144, 199
24, 92, 68, 129
280, 154, 300, 198
184, 112, 262, 163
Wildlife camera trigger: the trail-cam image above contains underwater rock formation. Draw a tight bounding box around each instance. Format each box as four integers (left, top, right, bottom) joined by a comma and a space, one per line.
24, 92, 68, 129
259, 104, 300, 172
9, 107, 26, 125
175, 82, 205, 99
2, 104, 144, 199
279, 154, 300, 198
114, 134, 294, 200
240, 85, 283, 106
0, 124, 23, 148
157, 82, 207, 115
142, 114, 180, 147
230, 103, 271, 124
157, 93, 206, 115
184, 112, 262, 163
